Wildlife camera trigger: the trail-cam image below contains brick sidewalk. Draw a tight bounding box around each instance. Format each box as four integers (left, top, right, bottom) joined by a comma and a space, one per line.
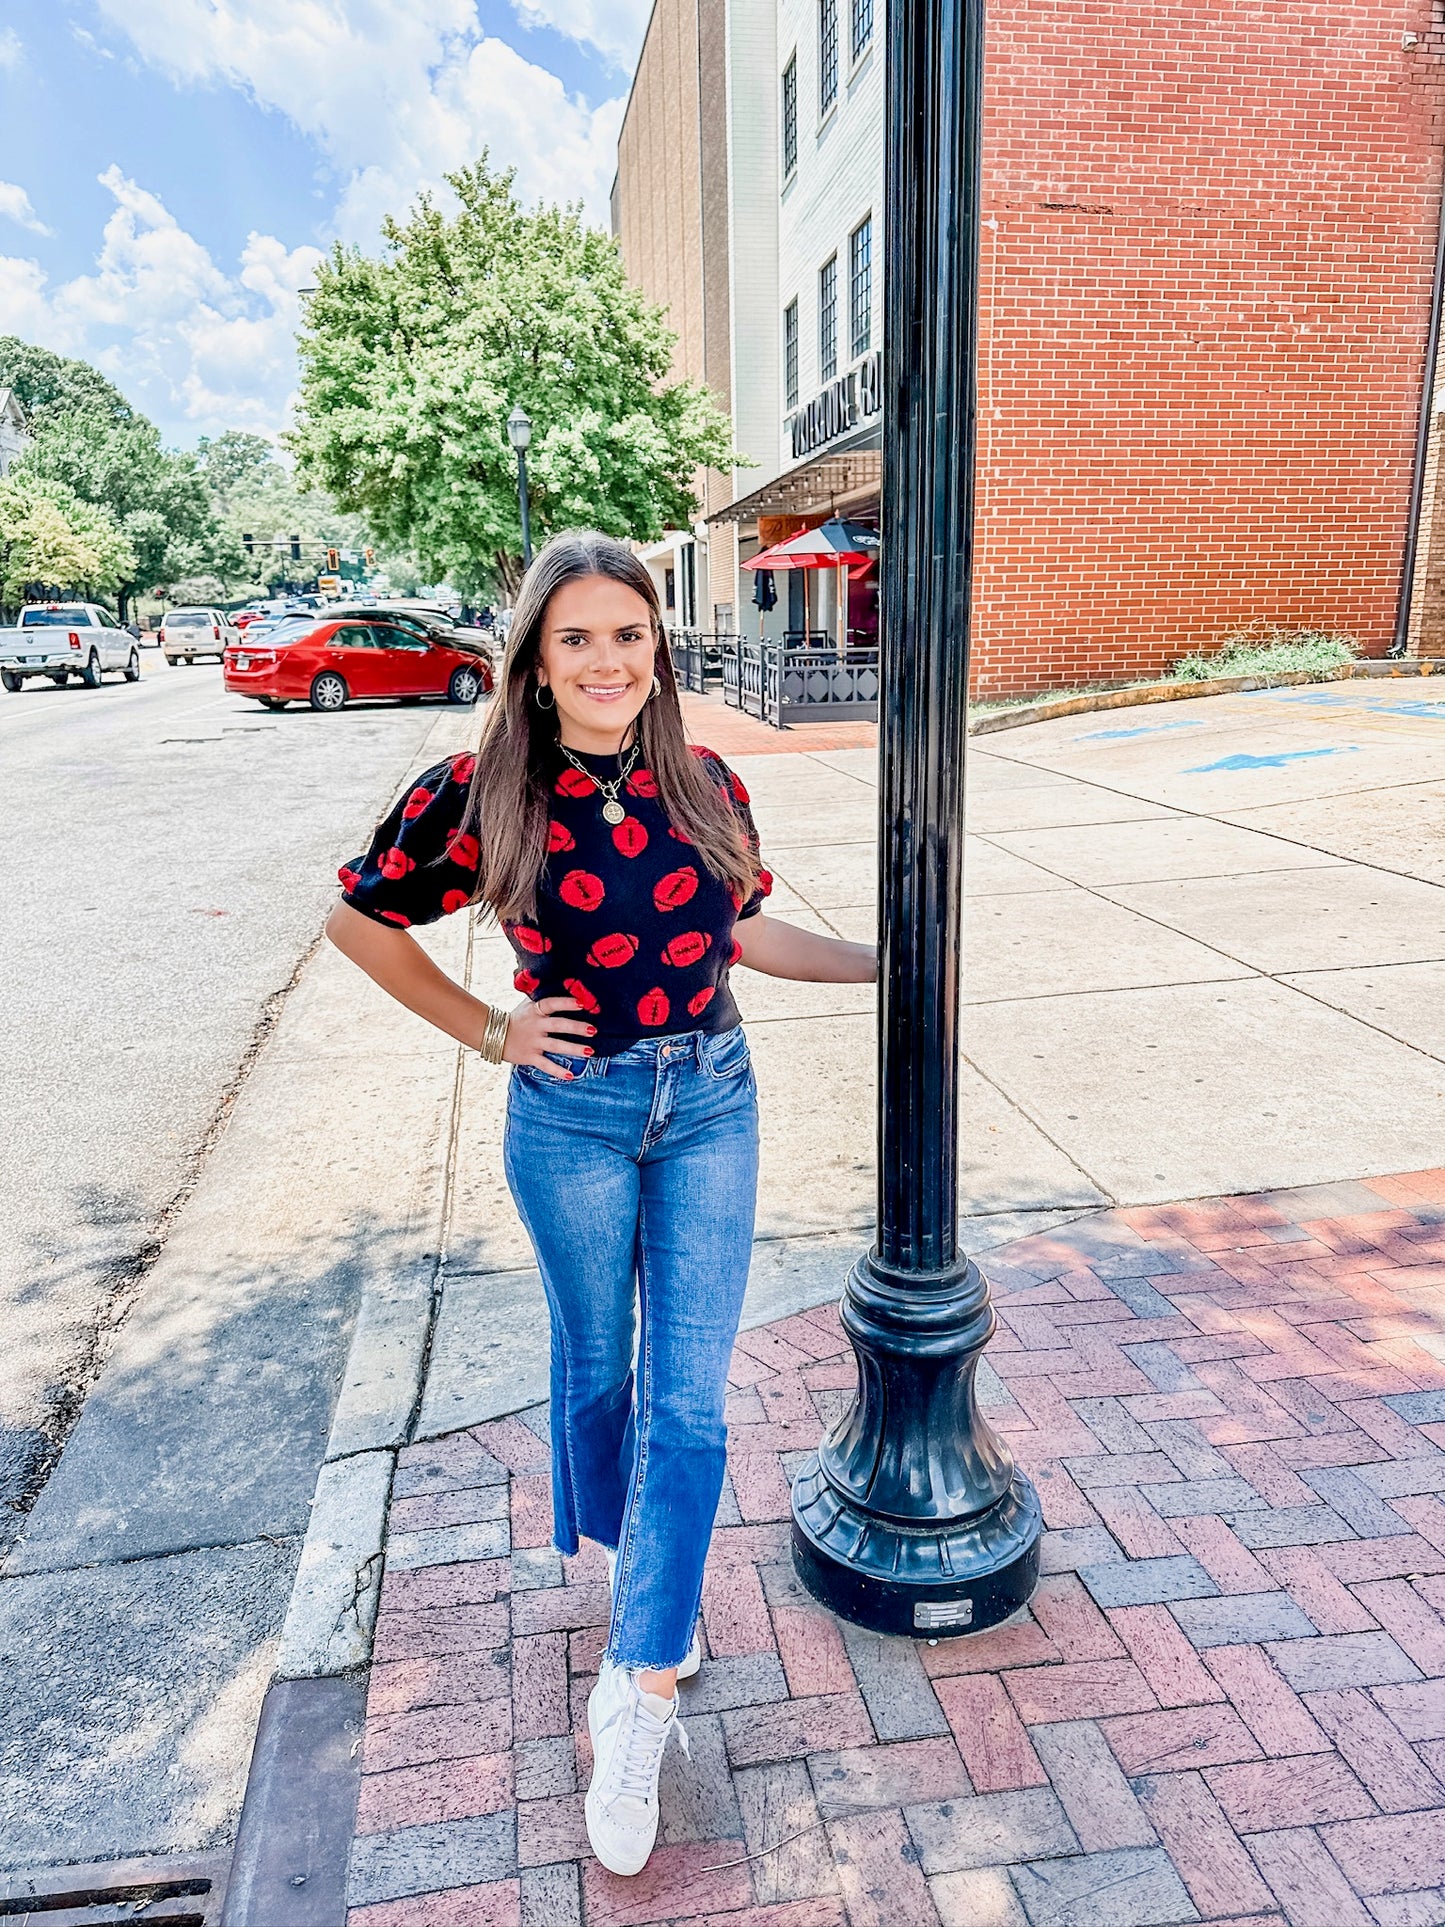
678, 690, 877, 758
346, 1173, 1445, 1926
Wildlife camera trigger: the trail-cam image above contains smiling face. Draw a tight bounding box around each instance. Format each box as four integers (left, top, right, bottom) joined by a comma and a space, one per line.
535, 573, 658, 755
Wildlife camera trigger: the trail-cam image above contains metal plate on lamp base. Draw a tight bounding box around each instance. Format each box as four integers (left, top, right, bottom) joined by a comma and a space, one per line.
792, 1460, 1041, 1639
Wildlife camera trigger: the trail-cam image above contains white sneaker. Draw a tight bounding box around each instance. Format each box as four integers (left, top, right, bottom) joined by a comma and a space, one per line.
585, 1658, 689, 1875
602, 1547, 701, 1680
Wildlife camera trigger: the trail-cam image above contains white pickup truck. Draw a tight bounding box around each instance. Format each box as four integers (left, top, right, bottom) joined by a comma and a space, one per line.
0, 603, 141, 692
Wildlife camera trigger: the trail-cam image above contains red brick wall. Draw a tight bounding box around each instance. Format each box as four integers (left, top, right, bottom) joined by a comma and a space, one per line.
971, 1, 1445, 699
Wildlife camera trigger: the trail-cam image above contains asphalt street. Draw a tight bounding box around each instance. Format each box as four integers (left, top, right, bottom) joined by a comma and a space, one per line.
0, 655, 457, 1548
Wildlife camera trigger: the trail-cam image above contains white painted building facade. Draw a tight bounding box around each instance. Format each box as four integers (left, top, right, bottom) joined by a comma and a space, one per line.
614, 0, 885, 640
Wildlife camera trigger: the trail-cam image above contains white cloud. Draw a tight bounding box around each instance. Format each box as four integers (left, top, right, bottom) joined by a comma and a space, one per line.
511, 0, 651, 72
91, 0, 628, 233
0, 29, 21, 70
0, 183, 51, 236
0, 170, 321, 440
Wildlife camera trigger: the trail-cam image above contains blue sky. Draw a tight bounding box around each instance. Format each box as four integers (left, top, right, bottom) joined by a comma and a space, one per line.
0, 0, 647, 447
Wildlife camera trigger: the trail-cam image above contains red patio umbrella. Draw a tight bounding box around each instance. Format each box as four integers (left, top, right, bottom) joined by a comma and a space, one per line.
742, 519, 879, 645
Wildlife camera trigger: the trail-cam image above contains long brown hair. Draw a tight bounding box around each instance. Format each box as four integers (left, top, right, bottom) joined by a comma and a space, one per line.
460, 531, 759, 922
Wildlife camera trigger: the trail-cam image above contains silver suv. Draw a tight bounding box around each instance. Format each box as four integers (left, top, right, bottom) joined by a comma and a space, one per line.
160, 608, 241, 665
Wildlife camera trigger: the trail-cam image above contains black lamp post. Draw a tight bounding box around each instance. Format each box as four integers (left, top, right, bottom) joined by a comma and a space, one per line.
507, 404, 534, 570
790, 0, 1042, 1636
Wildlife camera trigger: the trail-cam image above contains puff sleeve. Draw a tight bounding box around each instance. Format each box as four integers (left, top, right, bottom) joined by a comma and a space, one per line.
336, 752, 481, 929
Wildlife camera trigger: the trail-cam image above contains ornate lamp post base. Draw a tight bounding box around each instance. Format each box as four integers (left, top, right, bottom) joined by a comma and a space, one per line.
791, 1251, 1041, 1639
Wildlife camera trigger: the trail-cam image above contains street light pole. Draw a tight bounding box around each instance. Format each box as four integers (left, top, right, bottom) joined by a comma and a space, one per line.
507, 405, 534, 571
790, 0, 1042, 1636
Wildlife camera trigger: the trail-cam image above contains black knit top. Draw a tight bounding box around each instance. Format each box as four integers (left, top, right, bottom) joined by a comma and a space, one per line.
338, 743, 772, 1054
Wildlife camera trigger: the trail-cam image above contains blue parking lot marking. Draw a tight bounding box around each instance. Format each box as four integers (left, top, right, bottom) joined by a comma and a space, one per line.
1183, 747, 1361, 773
1079, 718, 1207, 742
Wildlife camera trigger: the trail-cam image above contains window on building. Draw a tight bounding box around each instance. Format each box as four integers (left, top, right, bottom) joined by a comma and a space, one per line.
784, 299, 800, 410
819, 255, 838, 382
849, 215, 872, 359
819, 0, 838, 116
851, 0, 873, 62
781, 55, 798, 179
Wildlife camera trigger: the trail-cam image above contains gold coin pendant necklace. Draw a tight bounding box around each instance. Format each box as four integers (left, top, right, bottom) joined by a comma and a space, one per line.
558, 736, 641, 826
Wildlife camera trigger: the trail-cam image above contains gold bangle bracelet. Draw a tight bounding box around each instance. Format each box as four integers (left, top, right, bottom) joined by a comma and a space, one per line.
475, 1003, 510, 1065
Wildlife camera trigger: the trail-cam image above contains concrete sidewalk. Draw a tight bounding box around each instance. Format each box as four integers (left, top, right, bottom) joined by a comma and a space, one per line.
424, 678, 1445, 1439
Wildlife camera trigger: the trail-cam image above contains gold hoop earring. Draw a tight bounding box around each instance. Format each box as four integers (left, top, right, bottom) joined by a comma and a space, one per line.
534, 684, 555, 710
650, 674, 662, 700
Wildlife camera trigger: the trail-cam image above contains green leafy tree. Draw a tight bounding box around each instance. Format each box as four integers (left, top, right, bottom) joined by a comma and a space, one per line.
289, 160, 737, 598
0, 336, 215, 618
196, 430, 279, 506
0, 472, 135, 610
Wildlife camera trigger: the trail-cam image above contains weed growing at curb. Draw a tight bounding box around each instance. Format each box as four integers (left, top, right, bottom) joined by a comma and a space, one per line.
1172, 622, 1361, 682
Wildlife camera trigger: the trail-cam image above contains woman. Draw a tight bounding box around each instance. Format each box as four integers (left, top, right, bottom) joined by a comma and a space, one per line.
327, 531, 875, 1876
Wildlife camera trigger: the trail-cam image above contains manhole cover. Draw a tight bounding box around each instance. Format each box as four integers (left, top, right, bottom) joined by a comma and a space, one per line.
0, 1848, 229, 1924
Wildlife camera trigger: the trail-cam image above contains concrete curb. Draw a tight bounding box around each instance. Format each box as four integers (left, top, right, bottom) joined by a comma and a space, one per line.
968, 655, 1441, 735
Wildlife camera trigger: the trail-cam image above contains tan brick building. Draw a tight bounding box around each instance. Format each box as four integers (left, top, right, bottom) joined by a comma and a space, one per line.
614, 1, 1445, 699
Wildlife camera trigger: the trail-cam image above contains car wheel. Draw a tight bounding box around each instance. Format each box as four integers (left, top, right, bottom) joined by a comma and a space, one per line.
0, 670, 20, 693
448, 665, 481, 705
49, 674, 67, 687
80, 651, 103, 688
259, 697, 288, 710
123, 649, 140, 682
164, 654, 178, 666
309, 671, 348, 711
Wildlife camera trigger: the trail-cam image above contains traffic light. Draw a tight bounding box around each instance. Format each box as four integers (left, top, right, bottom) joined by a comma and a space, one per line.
290, 534, 302, 561
364, 546, 375, 568
242, 531, 254, 555
326, 548, 340, 573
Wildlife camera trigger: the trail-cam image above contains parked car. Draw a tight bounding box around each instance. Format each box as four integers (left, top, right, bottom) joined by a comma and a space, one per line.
223, 615, 494, 711
159, 607, 242, 664
318, 600, 496, 674
0, 602, 140, 691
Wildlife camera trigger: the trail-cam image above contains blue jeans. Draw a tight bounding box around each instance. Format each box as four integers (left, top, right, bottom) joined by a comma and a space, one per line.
503, 1025, 759, 1672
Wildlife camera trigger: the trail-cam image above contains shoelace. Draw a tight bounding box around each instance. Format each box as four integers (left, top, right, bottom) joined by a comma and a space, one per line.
606, 1695, 690, 1807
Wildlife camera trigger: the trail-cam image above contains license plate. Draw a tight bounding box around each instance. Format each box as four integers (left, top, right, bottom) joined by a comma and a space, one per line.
235, 655, 251, 670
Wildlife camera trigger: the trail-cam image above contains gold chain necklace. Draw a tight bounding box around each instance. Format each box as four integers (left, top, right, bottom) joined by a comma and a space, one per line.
557, 737, 641, 826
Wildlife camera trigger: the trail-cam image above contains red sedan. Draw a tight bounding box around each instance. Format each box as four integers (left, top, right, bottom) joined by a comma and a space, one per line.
223, 616, 493, 711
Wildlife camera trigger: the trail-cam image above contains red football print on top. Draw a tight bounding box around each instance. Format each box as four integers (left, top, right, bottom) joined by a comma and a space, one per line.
587, 932, 639, 969
379, 846, 415, 881
730, 771, 751, 806
445, 829, 480, 870
547, 820, 575, 854
556, 767, 596, 798
511, 923, 551, 955
687, 985, 716, 1017
338, 864, 362, 892
401, 784, 434, 820
564, 977, 601, 1014
449, 753, 476, 785
756, 868, 774, 897
667, 824, 693, 844
729, 884, 744, 912
637, 988, 670, 1027
514, 968, 541, 995
441, 888, 471, 914
653, 866, 699, 912
380, 909, 412, 927
612, 816, 647, 858
728, 938, 743, 966
662, 930, 711, 969
559, 870, 605, 912
626, 767, 659, 798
